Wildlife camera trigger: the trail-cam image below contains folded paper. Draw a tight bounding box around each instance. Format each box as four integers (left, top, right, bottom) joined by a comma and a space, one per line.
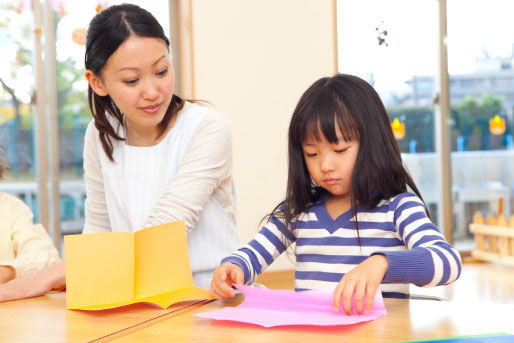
195, 284, 387, 327
64, 221, 212, 310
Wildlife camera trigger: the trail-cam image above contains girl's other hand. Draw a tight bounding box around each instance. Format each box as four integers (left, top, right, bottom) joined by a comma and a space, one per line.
333, 254, 388, 315
210, 262, 243, 299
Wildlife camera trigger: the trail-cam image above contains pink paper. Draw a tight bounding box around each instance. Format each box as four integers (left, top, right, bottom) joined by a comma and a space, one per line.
194, 284, 387, 327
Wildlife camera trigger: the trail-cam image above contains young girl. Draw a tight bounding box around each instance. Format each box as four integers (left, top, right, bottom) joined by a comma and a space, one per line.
0, 147, 61, 287
81, 3, 240, 289
210, 74, 461, 315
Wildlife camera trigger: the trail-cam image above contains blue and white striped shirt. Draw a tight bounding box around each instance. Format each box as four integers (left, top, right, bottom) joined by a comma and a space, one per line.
222, 192, 461, 298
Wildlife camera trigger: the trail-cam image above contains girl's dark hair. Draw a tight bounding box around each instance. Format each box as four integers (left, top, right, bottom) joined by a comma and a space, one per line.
85, 3, 184, 161
275, 73, 428, 232
0, 146, 10, 179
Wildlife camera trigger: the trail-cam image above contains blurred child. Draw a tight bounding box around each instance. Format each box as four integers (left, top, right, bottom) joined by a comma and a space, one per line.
0, 146, 60, 287
210, 74, 461, 315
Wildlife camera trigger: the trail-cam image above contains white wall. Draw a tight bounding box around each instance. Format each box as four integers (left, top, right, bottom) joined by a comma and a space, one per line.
191, 0, 337, 270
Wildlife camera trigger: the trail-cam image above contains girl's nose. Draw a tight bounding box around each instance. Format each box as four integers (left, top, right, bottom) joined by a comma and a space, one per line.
320, 155, 334, 173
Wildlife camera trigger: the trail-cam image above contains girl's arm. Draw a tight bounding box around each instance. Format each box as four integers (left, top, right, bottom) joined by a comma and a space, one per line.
375, 193, 462, 287
221, 215, 295, 285
0, 195, 60, 279
82, 121, 111, 234
143, 109, 234, 232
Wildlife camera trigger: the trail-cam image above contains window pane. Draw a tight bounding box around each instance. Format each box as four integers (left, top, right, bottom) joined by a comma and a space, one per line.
337, 0, 442, 226
0, 3, 39, 219
447, 0, 514, 250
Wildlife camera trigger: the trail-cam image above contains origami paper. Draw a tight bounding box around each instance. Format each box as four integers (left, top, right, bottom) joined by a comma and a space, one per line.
64, 221, 212, 310
195, 284, 387, 327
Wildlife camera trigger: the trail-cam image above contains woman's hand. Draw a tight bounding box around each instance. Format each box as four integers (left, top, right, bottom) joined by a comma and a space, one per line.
0, 261, 65, 303
333, 254, 388, 315
210, 262, 243, 299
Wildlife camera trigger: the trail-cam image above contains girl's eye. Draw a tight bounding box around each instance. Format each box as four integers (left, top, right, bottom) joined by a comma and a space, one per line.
335, 148, 348, 153
124, 79, 138, 85
305, 152, 317, 158
156, 69, 168, 76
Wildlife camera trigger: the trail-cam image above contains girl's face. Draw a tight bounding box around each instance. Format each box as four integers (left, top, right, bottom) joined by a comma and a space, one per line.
86, 35, 174, 134
302, 127, 359, 201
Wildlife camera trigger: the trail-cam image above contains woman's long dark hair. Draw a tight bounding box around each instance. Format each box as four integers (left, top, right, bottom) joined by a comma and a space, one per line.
85, 3, 184, 161
273, 74, 428, 234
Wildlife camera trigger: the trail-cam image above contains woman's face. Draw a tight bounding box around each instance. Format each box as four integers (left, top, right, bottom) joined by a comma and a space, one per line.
86, 35, 175, 133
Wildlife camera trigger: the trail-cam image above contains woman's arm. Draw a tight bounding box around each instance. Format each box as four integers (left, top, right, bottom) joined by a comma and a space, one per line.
144, 109, 233, 232
82, 121, 111, 234
375, 193, 462, 287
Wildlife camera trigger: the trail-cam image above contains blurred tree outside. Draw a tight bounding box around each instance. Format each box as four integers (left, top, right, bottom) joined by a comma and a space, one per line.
0, 3, 90, 181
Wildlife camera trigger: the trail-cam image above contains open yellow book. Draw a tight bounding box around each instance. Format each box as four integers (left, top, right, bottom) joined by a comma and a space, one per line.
64, 221, 213, 310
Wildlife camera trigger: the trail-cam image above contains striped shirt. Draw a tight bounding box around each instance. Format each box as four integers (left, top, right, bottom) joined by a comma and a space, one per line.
222, 192, 461, 298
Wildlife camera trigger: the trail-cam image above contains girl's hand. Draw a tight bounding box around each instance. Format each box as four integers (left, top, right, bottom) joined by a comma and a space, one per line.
210, 262, 244, 299
333, 254, 388, 315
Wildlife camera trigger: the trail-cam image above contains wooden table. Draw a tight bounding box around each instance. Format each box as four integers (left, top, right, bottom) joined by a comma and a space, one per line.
108, 295, 514, 343
0, 292, 208, 342
3, 291, 511, 343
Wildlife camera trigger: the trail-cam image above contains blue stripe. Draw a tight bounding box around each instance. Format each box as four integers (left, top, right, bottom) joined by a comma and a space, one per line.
296, 254, 367, 264
388, 192, 416, 210
248, 240, 274, 266
397, 211, 427, 237
295, 270, 344, 282
269, 216, 295, 242
411, 235, 446, 248
296, 236, 403, 247
382, 291, 409, 299
428, 246, 451, 285
239, 247, 263, 275
259, 227, 286, 254
442, 242, 461, 278
394, 201, 424, 227
347, 221, 396, 231
404, 223, 439, 246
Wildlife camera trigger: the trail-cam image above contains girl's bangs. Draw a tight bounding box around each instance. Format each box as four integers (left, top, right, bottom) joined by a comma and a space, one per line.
300, 94, 359, 144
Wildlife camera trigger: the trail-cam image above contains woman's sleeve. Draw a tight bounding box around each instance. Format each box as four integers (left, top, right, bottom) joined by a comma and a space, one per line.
82, 121, 111, 233
221, 215, 295, 284
143, 110, 233, 232
375, 193, 462, 287
0, 197, 60, 278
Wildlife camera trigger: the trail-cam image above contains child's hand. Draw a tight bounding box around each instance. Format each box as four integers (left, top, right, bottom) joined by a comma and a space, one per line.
333, 254, 388, 315
210, 262, 244, 299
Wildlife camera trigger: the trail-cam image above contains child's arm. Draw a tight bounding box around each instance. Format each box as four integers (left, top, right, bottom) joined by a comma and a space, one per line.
212, 214, 295, 295
82, 122, 112, 234
374, 193, 462, 287
0, 261, 65, 302
0, 195, 61, 279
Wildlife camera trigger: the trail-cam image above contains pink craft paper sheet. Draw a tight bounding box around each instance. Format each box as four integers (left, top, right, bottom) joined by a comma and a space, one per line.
194, 284, 387, 327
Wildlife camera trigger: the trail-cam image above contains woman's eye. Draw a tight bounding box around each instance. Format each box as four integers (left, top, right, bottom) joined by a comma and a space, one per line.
124, 79, 138, 85
156, 69, 168, 76
335, 148, 348, 153
305, 152, 317, 158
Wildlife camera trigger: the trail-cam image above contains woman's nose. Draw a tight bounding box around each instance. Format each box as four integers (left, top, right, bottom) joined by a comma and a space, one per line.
142, 80, 158, 100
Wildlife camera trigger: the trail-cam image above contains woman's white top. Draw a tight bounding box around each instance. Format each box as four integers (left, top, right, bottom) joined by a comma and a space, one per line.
82, 101, 241, 288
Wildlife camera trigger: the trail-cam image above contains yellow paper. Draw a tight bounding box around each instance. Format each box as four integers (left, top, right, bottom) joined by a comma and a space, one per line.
64, 221, 213, 310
